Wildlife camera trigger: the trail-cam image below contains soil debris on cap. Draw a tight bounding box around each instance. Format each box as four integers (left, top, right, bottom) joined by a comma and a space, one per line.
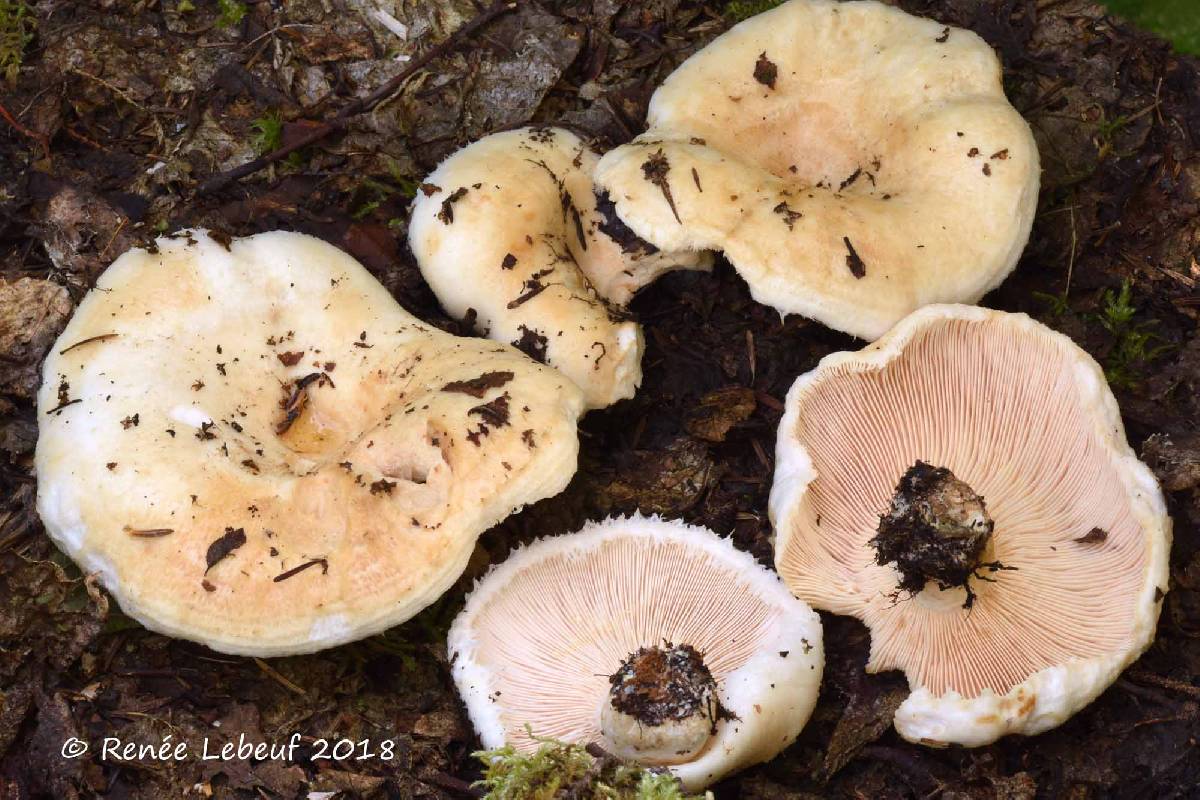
753, 52, 778, 89
276, 372, 332, 434
512, 325, 548, 363
277, 351, 304, 366
370, 478, 396, 495
273, 558, 329, 582
773, 201, 803, 230
126, 527, 174, 538
843, 237, 866, 279
641, 149, 681, 223
442, 371, 515, 398
59, 333, 119, 355
1074, 527, 1108, 545
437, 187, 469, 224
507, 276, 550, 309
205, 527, 247, 573
608, 643, 735, 731
469, 393, 511, 428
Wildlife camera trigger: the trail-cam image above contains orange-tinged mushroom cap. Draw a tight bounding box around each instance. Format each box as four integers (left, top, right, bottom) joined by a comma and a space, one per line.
36, 230, 584, 656
595, 0, 1039, 340
769, 304, 1170, 746
409, 127, 708, 409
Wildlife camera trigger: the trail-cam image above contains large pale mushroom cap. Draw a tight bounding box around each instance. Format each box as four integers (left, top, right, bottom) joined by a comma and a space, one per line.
595, 0, 1039, 340
36, 230, 584, 657
769, 304, 1171, 746
447, 515, 823, 790
409, 127, 708, 409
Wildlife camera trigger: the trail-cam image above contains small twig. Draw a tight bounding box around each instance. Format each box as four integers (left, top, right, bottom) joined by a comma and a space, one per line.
420, 772, 484, 798
198, 0, 518, 195
0, 99, 50, 158
69, 67, 147, 110
253, 657, 307, 695
65, 126, 109, 151
1128, 670, 1200, 700
100, 217, 129, 258
60, 333, 119, 355
126, 527, 175, 538
1065, 200, 1076, 297
1021, 77, 1069, 115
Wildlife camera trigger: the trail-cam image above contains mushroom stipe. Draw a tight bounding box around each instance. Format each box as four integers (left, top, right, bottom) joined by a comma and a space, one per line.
607, 644, 729, 731
871, 460, 1015, 609
602, 642, 738, 766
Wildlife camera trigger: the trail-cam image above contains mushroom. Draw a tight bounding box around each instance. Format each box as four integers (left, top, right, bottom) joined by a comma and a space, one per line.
408, 127, 709, 409
594, 0, 1039, 340
769, 304, 1171, 746
447, 515, 823, 790
36, 230, 584, 657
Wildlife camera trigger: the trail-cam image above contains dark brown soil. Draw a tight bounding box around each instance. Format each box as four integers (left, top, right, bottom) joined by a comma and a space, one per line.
2, 1, 1200, 798
871, 461, 999, 607
607, 644, 720, 728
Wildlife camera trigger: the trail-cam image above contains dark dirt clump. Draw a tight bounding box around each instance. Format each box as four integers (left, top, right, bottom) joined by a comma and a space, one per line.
607, 643, 722, 729
871, 461, 1005, 607
2, 0, 1200, 798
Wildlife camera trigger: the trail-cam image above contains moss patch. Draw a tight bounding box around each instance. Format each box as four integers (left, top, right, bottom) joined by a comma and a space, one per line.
0, 0, 34, 85
475, 737, 709, 799
1101, 0, 1200, 54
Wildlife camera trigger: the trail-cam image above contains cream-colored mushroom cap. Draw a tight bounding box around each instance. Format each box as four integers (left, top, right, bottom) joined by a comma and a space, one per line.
769, 304, 1170, 746
408, 127, 709, 409
447, 515, 823, 790
36, 230, 584, 657
595, 0, 1039, 340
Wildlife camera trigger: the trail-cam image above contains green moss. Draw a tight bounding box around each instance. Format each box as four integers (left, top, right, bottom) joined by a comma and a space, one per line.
724, 0, 785, 22
1097, 279, 1173, 388
1032, 290, 1071, 318
351, 178, 395, 220
474, 736, 709, 800
1100, 0, 1200, 55
382, 154, 420, 199
349, 163, 423, 220
0, 0, 34, 85
250, 112, 283, 155
216, 0, 246, 29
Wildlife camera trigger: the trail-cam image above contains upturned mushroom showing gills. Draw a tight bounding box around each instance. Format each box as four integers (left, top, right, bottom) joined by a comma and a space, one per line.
769, 305, 1171, 747
594, 0, 1039, 341
36, 230, 584, 657
408, 127, 709, 409
447, 515, 823, 790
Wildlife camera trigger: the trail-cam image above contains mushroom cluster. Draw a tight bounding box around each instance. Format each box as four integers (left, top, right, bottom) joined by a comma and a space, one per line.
595, 0, 1039, 340
37, 230, 585, 656
448, 515, 823, 790
29, 0, 1174, 787
409, 127, 709, 409
770, 305, 1171, 746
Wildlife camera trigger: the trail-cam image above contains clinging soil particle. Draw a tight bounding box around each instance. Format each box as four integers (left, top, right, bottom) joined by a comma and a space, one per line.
607, 643, 733, 730
871, 461, 1013, 608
